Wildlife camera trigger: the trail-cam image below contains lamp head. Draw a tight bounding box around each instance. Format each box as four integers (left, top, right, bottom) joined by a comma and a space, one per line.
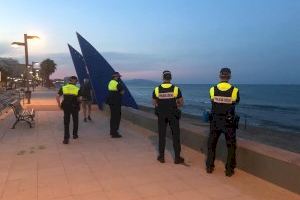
26, 35, 40, 40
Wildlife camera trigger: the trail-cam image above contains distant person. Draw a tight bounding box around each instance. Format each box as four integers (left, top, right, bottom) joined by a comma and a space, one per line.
80, 78, 93, 122
152, 70, 185, 164
56, 76, 81, 144
206, 67, 240, 177
106, 72, 124, 138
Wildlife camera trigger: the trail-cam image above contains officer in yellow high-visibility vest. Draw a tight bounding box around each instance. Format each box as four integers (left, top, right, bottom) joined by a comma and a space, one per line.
56, 76, 81, 144
206, 68, 240, 177
152, 70, 185, 164
106, 72, 124, 138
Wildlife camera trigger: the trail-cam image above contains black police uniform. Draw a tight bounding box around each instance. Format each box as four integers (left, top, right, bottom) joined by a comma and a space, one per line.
206, 81, 240, 175
58, 84, 81, 141
152, 83, 183, 161
106, 79, 123, 137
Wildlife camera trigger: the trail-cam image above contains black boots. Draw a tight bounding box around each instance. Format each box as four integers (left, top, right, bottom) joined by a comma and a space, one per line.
157, 155, 165, 163
157, 155, 184, 164
84, 116, 91, 122
111, 134, 122, 138
206, 166, 235, 177
174, 156, 185, 164
206, 167, 214, 174
225, 169, 235, 177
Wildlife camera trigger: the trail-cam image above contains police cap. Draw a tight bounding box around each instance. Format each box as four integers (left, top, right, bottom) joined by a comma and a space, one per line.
69, 76, 78, 81
112, 72, 121, 78
220, 68, 231, 77
163, 70, 172, 80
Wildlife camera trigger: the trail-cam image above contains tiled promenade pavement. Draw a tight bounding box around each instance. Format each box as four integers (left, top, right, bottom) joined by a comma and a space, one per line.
0, 88, 299, 200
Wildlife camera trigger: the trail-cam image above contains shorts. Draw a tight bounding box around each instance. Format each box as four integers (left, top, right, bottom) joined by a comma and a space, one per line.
82, 100, 92, 108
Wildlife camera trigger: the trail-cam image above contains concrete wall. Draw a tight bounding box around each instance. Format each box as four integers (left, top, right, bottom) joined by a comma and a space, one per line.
103, 105, 300, 194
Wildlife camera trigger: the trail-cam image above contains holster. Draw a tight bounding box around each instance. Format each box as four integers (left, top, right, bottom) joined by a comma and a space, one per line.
225, 114, 235, 125
225, 114, 240, 129
174, 109, 182, 119
210, 112, 239, 129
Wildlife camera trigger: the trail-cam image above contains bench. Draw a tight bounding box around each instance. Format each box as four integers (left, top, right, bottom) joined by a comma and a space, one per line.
0, 99, 11, 115
0, 95, 15, 116
9, 100, 35, 129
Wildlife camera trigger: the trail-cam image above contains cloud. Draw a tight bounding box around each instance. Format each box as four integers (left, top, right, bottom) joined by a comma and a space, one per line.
121, 70, 160, 81
103, 52, 168, 71
30, 53, 75, 79
3, 49, 300, 84
31, 52, 171, 80
0, 41, 36, 58
0, 42, 17, 57
0, 51, 237, 83
0, 43, 9, 55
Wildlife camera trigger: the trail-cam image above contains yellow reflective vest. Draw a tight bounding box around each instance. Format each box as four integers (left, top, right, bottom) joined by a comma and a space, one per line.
62, 84, 80, 96
209, 82, 239, 116
108, 80, 119, 91
107, 79, 123, 105
209, 82, 239, 103
154, 83, 179, 99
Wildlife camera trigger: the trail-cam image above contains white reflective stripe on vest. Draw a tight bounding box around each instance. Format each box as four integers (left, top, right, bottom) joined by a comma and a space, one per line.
213, 96, 232, 104
158, 92, 174, 99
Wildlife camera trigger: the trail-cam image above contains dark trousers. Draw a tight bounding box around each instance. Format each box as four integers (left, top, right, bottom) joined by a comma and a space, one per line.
158, 114, 181, 158
109, 104, 121, 135
63, 109, 79, 140
206, 121, 236, 170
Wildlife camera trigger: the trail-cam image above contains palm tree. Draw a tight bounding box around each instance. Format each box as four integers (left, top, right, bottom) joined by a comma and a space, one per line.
0, 58, 25, 89
40, 58, 57, 87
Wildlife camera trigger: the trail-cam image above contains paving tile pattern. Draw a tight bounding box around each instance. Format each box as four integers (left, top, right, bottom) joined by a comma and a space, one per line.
0, 108, 299, 200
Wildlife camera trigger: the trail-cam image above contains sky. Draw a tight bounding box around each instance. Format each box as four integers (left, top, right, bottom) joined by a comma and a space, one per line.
0, 0, 299, 84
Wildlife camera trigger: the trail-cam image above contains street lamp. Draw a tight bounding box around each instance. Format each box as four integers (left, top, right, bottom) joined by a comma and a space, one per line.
11, 34, 39, 103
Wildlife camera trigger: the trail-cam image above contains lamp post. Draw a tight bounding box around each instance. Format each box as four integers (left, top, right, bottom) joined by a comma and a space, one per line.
11, 34, 39, 104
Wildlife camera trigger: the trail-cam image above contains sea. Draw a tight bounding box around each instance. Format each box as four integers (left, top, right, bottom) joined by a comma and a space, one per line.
126, 83, 300, 133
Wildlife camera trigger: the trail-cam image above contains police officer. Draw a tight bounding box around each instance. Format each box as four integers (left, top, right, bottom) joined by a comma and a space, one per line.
152, 70, 184, 164
206, 68, 240, 177
107, 72, 124, 138
56, 76, 81, 144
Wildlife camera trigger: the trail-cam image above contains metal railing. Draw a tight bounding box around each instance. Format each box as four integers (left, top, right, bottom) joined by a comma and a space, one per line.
0, 89, 21, 115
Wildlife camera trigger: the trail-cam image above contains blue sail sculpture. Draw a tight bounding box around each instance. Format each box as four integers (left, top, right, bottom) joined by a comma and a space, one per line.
76, 32, 138, 109
68, 44, 97, 104
68, 44, 89, 85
